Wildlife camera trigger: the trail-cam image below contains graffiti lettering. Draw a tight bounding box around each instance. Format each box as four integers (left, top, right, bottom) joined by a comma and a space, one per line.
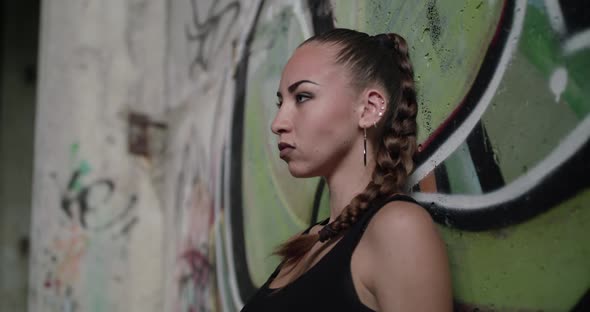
59, 165, 138, 235
185, 0, 241, 74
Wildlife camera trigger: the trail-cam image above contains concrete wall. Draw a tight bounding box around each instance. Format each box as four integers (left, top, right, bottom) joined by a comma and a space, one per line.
29, 0, 589, 311
29, 0, 167, 311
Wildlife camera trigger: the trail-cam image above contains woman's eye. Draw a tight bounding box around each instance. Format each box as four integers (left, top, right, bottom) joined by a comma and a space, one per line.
275, 101, 282, 108
295, 93, 311, 103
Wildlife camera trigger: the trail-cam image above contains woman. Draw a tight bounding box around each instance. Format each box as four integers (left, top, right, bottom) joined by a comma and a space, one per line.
241, 28, 452, 311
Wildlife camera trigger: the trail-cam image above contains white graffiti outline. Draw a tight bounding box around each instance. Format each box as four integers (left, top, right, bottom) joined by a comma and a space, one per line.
408, 0, 527, 187
543, 0, 590, 55
292, 0, 313, 40
414, 113, 590, 210
223, 132, 245, 310
223, 86, 253, 309
214, 144, 231, 312
544, 0, 566, 35
211, 68, 237, 312
564, 29, 590, 55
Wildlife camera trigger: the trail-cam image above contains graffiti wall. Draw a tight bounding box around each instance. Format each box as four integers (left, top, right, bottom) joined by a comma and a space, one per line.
30, 0, 589, 311
182, 0, 589, 311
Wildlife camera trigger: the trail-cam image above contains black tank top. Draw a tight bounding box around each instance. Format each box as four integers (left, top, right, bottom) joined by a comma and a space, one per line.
240, 194, 419, 312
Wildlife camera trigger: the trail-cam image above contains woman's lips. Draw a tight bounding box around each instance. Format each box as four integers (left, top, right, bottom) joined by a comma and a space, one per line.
278, 142, 295, 158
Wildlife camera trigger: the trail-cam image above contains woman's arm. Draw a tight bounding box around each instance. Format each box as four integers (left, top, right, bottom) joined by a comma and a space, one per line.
364, 201, 453, 311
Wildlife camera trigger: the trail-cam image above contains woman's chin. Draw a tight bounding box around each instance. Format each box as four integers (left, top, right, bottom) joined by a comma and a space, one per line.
286, 162, 318, 178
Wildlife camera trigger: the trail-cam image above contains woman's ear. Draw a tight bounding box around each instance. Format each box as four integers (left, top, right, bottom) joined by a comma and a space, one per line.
359, 89, 386, 128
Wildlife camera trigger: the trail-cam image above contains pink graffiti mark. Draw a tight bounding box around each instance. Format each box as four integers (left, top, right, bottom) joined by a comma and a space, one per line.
43, 224, 88, 296
179, 248, 213, 312
43, 146, 138, 303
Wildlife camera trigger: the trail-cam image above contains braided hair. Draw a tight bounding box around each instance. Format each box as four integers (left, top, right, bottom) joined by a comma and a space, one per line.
274, 28, 418, 268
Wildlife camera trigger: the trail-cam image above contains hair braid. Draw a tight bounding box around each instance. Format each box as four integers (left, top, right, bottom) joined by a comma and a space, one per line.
385, 33, 418, 176
274, 29, 418, 270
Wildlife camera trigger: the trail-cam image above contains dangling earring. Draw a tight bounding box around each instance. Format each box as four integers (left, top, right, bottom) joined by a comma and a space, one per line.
363, 128, 367, 166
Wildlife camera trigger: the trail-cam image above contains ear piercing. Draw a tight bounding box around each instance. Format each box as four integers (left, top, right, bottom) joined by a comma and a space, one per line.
364, 99, 385, 166
363, 128, 367, 166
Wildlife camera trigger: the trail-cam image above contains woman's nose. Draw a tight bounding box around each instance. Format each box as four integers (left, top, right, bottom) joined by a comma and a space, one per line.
270, 109, 292, 135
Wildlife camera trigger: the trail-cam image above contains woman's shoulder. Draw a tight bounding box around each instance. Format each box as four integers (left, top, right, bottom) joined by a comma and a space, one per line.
368, 199, 434, 235
357, 198, 452, 310
362, 199, 440, 251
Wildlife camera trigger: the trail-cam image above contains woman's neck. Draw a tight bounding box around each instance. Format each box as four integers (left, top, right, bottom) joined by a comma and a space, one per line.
324, 153, 374, 222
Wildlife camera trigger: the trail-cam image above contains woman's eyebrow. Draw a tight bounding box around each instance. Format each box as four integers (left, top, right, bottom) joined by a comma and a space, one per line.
277, 80, 319, 97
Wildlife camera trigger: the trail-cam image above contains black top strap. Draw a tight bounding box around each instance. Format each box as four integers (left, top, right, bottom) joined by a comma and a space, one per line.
303, 216, 329, 234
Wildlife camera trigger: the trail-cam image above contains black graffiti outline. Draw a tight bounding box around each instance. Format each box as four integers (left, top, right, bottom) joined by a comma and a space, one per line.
59, 167, 138, 235
423, 133, 590, 230
405, 0, 590, 233
228, 0, 510, 298
185, 0, 241, 75
226, 0, 265, 300
309, 0, 590, 234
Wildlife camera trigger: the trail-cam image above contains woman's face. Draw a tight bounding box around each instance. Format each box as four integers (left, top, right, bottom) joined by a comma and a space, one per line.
271, 42, 363, 178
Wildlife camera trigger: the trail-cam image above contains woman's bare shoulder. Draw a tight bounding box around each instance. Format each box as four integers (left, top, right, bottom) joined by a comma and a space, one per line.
361, 199, 445, 263
364, 199, 437, 244
360, 199, 452, 310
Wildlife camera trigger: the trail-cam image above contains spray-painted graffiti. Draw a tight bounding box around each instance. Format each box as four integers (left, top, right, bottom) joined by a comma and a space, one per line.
39, 143, 139, 311
178, 246, 213, 312
212, 0, 590, 311
185, 0, 241, 75
56, 143, 138, 235
30, 0, 590, 310
60, 169, 138, 234
171, 124, 218, 312
28, 0, 590, 311
408, 0, 590, 230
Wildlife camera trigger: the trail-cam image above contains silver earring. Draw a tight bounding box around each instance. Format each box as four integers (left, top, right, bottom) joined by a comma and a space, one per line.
363, 128, 367, 166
